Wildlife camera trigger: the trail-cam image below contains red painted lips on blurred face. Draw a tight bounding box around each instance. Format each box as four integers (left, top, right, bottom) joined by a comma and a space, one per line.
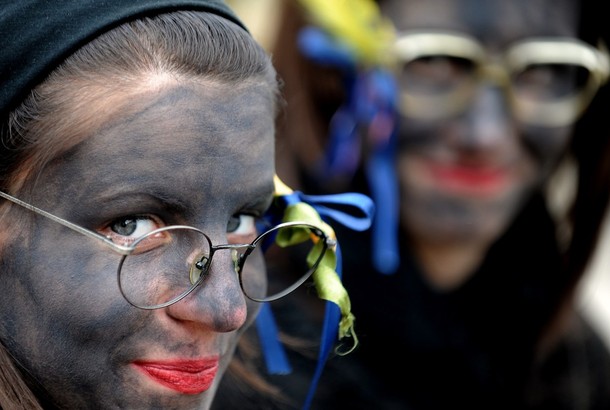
134, 358, 219, 394
427, 161, 510, 197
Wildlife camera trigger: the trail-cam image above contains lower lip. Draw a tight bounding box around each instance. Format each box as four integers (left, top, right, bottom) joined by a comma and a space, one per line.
427, 163, 509, 196
134, 358, 219, 394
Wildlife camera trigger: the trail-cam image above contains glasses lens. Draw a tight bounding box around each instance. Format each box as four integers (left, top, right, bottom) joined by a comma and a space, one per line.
400, 55, 477, 95
118, 226, 210, 309
240, 223, 328, 302
512, 63, 591, 101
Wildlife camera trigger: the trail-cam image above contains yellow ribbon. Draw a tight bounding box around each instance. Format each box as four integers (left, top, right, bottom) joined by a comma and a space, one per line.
273, 176, 358, 353
297, 0, 396, 67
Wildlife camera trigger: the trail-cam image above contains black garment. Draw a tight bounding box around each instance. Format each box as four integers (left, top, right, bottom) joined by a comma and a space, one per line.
525, 314, 610, 410
214, 193, 610, 409
323, 193, 563, 409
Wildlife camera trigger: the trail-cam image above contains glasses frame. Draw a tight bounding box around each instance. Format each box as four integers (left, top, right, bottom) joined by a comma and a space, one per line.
0, 190, 332, 309
392, 30, 610, 127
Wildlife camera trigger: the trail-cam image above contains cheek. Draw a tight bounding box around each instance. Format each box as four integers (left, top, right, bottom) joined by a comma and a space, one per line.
520, 126, 573, 167
0, 227, 131, 345
396, 119, 440, 151
0, 238, 83, 379
0, 229, 144, 396
36, 236, 123, 312
238, 251, 266, 326
244, 297, 263, 327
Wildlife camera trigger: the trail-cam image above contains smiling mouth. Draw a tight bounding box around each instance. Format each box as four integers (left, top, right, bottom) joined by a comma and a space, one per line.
133, 358, 219, 394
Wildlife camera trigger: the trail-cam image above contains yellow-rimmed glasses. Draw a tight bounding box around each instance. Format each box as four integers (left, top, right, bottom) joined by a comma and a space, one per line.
392, 31, 610, 127
0, 190, 333, 309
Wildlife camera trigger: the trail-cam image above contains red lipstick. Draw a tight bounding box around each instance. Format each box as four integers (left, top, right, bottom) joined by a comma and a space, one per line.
428, 162, 509, 196
134, 358, 219, 394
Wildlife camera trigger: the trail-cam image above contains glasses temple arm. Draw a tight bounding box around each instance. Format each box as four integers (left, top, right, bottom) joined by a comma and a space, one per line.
0, 190, 132, 255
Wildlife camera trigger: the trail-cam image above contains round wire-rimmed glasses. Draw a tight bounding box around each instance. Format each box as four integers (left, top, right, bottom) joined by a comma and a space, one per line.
116, 222, 333, 310
0, 190, 334, 310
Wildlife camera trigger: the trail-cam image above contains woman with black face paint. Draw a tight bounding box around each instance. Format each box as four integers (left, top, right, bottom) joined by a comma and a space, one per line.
0, 1, 362, 408
222, 0, 610, 408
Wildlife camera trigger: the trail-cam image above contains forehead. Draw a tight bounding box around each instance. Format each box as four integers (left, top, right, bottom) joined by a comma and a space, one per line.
90, 82, 271, 158
43, 80, 275, 206
381, 0, 578, 46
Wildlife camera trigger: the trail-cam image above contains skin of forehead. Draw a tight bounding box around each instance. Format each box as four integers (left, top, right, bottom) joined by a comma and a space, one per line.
0, 81, 275, 408
381, 0, 578, 46
41, 81, 276, 228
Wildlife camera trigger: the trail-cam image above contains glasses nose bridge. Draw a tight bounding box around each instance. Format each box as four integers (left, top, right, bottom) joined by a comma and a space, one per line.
208, 242, 256, 272
211, 242, 256, 252
477, 58, 511, 90
188, 242, 255, 290
466, 55, 515, 117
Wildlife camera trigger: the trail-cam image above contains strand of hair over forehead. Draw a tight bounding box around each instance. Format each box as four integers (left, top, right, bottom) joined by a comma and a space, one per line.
66, 11, 274, 85
156, 11, 272, 79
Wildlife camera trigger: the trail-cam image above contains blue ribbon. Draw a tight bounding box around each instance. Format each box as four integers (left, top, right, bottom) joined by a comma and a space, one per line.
256, 22, 399, 408
298, 192, 375, 231
254, 302, 292, 374
298, 26, 357, 71
302, 242, 343, 410
298, 26, 401, 275
255, 190, 374, 409
360, 69, 400, 274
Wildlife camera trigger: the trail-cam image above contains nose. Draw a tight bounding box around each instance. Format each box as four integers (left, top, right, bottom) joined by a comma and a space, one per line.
456, 84, 516, 150
165, 243, 249, 332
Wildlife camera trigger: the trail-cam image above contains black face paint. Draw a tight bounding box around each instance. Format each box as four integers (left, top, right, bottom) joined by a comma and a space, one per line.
385, 0, 578, 283
0, 81, 275, 409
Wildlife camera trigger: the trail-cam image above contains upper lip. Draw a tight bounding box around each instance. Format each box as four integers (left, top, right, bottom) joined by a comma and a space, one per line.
432, 163, 506, 181
133, 357, 219, 395
425, 160, 511, 195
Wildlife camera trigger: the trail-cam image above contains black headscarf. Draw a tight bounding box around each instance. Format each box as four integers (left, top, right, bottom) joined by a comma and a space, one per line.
0, 0, 246, 120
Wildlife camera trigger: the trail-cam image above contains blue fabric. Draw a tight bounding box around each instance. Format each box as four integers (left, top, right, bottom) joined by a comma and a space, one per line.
260, 22, 396, 408
361, 69, 400, 274
298, 192, 375, 231
255, 303, 292, 374
303, 243, 343, 410
298, 26, 401, 274
298, 26, 356, 70
256, 190, 374, 409
367, 151, 400, 274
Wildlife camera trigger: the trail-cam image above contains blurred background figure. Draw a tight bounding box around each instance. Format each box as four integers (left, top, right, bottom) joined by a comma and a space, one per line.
220, 0, 610, 409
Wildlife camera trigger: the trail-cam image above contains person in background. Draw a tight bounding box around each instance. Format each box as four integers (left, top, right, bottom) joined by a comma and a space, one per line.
0, 1, 357, 408
227, 0, 610, 408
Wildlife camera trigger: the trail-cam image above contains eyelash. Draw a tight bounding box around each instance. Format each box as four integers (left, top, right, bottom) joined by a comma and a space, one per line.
101, 216, 161, 247
100, 213, 261, 247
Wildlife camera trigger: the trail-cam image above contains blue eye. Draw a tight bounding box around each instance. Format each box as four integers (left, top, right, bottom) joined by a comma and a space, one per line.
227, 214, 257, 242
103, 216, 160, 246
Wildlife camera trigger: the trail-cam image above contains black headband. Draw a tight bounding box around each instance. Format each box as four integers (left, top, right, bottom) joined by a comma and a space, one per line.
0, 0, 246, 120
